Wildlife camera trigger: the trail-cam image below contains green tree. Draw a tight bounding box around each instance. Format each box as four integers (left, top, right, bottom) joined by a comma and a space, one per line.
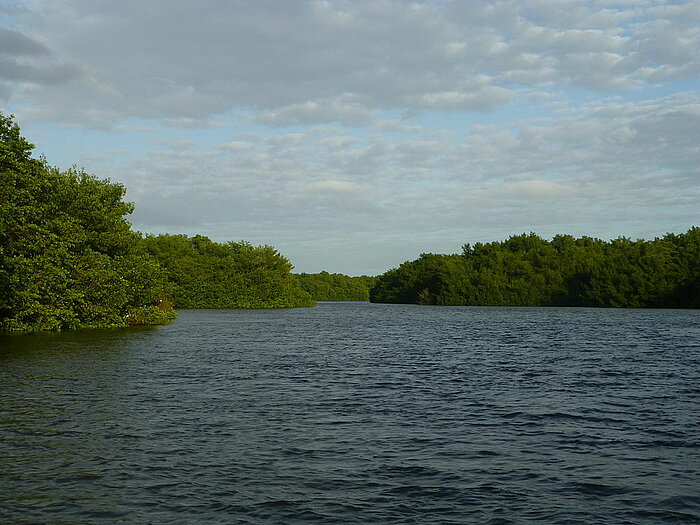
371, 229, 699, 308
0, 113, 175, 332
143, 234, 315, 309
295, 271, 377, 301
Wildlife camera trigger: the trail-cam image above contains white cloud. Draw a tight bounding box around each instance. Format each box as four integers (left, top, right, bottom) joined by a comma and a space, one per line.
254, 99, 374, 126
317, 135, 363, 149
1, 0, 697, 274
420, 88, 514, 111
503, 179, 577, 198
309, 179, 363, 194
7, 0, 695, 125
91, 91, 696, 271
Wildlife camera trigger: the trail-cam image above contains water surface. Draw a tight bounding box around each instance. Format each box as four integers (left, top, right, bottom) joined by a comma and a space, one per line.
1, 303, 699, 523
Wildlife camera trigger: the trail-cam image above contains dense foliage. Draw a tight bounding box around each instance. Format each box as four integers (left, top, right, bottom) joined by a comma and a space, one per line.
3, 111, 696, 333
1, 113, 317, 333
0, 114, 176, 332
143, 234, 315, 309
370, 230, 700, 308
295, 271, 377, 301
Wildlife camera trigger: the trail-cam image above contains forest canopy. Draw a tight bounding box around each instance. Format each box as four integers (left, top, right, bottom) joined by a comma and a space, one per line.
0, 113, 314, 333
370, 230, 700, 308
0, 113, 176, 332
294, 272, 377, 301
143, 234, 315, 309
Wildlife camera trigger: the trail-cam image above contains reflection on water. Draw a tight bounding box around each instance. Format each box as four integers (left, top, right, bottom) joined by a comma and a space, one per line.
1, 327, 159, 522
1, 304, 699, 524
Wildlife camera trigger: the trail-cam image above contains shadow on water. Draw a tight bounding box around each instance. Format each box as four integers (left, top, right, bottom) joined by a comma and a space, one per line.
0, 325, 166, 523
0, 325, 159, 359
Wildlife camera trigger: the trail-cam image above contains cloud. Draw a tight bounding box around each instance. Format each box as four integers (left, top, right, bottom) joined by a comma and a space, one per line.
309, 179, 363, 194
631, 5, 700, 79
6, 0, 695, 126
419, 87, 513, 111
0, 27, 82, 99
503, 179, 577, 199
0, 26, 48, 56
1, 0, 697, 274
96, 92, 696, 265
316, 135, 363, 149
372, 118, 422, 133
254, 99, 374, 126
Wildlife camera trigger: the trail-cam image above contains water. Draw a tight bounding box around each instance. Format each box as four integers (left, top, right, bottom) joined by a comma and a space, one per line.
1, 303, 699, 524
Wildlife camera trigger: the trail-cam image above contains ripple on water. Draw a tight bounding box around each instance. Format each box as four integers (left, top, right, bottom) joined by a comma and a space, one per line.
1, 304, 699, 524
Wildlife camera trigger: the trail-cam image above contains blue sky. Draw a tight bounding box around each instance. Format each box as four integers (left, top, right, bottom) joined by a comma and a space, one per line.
1, 0, 698, 275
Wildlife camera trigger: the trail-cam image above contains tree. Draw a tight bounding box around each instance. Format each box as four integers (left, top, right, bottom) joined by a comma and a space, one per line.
295, 271, 377, 301
370, 229, 699, 308
143, 234, 315, 309
0, 113, 175, 332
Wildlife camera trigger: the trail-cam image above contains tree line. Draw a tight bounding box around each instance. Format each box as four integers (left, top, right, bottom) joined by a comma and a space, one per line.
370, 230, 700, 308
0, 113, 314, 332
295, 271, 377, 301
3, 112, 697, 332
143, 234, 314, 309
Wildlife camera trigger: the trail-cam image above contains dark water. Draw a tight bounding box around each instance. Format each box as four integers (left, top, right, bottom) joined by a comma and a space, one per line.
1, 303, 699, 524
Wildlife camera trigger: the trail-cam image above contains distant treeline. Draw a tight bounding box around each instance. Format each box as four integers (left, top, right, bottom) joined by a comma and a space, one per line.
1, 113, 314, 333
370, 230, 700, 308
295, 271, 377, 301
144, 234, 314, 309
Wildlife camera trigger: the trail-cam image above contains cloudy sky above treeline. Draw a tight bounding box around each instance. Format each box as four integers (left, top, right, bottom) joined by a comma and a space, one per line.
2, 0, 698, 275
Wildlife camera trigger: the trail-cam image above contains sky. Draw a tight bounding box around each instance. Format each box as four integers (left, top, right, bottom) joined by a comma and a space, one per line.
1, 0, 698, 275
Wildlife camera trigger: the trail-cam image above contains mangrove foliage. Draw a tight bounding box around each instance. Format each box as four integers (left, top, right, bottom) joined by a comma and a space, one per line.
295, 271, 377, 301
0, 113, 176, 331
0, 113, 315, 332
143, 234, 315, 309
370, 231, 700, 308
